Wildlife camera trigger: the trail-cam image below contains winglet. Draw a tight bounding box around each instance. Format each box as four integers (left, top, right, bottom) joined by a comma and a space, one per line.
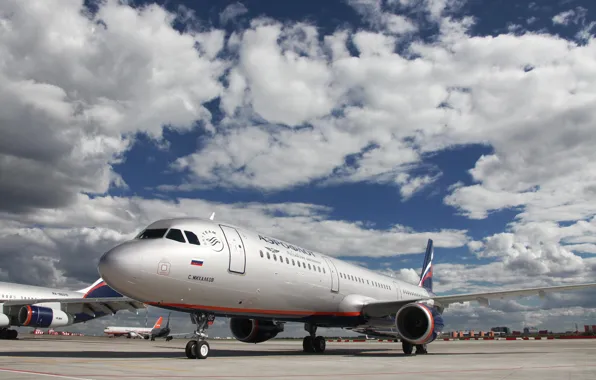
209, 212, 215, 221
418, 239, 433, 292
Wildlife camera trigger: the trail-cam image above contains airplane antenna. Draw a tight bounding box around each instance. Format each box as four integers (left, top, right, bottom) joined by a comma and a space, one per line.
209, 212, 215, 221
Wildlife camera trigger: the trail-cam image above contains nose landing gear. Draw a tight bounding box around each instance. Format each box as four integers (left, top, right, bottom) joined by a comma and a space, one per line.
185, 312, 215, 359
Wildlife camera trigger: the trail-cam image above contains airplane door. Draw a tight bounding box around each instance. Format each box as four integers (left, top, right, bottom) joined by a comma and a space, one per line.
394, 282, 402, 300
220, 225, 246, 274
323, 257, 340, 292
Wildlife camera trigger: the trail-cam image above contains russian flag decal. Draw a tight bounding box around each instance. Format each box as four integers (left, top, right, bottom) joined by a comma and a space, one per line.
190, 259, 204, 267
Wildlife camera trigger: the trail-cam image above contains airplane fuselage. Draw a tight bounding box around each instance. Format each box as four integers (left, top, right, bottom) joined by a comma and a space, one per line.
99, 218, 432, 335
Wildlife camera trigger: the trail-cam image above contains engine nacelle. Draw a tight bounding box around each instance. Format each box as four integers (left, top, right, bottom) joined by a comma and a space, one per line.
17, 306, 74, 328
0, 313, 9, 327
395, 302, 444, 345
229, 318, 284, 343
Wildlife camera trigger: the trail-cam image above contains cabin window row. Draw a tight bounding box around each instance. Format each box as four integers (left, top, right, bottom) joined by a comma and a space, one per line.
259, 250, 326, 274
1, 294, 34, 299
403, 289, 425, 298
339, 272, 390, 290
137, 228, 201, 245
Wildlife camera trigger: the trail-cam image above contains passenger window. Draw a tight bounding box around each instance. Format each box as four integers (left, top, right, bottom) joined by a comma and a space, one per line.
292, 259, 295, 266
267, 252, 270, 259
260, 251, 264, 258
184, 231, 201, 245
273, 254, 277, 261
323, 268, 326, 273
166, 229, 186, 243
286, 258, 289, 264
308, 264, 311, 270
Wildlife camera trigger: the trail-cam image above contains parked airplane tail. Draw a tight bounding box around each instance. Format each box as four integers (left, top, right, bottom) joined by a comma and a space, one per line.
417, 239, 433, 292
78, 278, 125, 298
153, 316, 164, 329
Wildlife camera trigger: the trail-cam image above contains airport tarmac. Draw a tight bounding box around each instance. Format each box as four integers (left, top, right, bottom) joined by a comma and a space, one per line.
0, 337, 594, 380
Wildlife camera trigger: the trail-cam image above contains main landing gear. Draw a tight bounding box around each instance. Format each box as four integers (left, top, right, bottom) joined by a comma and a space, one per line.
401, 341, 428, 355
185, 312, 215, 359
0, 329, 18, 340
302, 323, 326, 354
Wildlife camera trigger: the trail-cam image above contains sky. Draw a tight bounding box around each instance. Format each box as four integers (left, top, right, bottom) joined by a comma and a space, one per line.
1, 0, 596, 338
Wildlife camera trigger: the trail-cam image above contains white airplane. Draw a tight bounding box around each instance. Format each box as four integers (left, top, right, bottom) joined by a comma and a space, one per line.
97, 217, 596, 359
0, 278, 145, 339
104, 316, 163, 338
104, 313, 187, 341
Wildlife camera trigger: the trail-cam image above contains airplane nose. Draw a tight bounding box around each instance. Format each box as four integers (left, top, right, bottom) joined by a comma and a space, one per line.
98, 243, 142, 294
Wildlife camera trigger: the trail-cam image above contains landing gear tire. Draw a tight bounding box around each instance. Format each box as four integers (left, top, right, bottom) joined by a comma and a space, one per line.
194, 341, 210, 359
0, 329, 18, 340
165, 336, 173, 342
402, 341, 413, 355
185, 340, 197, 359
415, 344, 428, 355
303, 336, 314, 353
313, 336, 326, 353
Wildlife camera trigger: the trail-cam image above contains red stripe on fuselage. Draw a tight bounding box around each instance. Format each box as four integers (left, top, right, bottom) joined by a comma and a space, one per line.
148, 302, 361, 317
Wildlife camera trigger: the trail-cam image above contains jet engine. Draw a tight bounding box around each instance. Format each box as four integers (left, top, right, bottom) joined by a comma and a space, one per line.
229, 318, 284, 343
395, 302, 444, 345
17, 306, 74, 328
0, 313, 9, 327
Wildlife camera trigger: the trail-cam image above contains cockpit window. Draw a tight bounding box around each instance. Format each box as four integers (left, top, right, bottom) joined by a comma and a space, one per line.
137, 228, 168, 239
184, 231, 200, 245
166, 229, 186, 243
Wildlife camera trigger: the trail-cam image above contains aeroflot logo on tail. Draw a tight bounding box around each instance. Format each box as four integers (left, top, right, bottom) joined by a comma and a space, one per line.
258, 235, 315, 257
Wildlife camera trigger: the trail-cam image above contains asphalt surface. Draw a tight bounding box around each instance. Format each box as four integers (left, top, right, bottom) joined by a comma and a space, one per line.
0, 336, 594, 379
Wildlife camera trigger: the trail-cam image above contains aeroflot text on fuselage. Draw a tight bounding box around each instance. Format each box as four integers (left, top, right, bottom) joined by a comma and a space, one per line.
258, 235, 316, 257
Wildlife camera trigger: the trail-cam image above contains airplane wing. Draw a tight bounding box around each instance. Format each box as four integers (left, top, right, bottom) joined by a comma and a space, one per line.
0, 297, 146, 316
361, 282, 596, 318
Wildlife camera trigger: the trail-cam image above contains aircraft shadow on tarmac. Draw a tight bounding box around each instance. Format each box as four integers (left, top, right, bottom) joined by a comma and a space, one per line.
0, 347, 549, 359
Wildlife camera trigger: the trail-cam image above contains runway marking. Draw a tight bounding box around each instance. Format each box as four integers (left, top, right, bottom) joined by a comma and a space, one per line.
0, 368, 95, 380
1, 364, 595, 379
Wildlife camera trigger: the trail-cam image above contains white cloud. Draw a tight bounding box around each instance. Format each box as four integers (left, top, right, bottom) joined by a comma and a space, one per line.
348, 0, 417, 35
220, 2, 249, 25
0, 0, 225, 213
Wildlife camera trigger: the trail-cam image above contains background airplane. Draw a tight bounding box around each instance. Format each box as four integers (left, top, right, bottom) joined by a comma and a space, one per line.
0, 278, 145, 340
104, 313, 186, 341
97, 217, 596, 359
104, 316, 164, 338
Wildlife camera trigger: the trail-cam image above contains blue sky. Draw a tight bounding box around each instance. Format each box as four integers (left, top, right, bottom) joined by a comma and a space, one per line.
1, 0, 596, 334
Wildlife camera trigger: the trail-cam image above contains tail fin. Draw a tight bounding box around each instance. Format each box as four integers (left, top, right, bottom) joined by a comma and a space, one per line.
153, 317, 164, 329
165, 312, 171, 328
77, 278, 124, 299
418, 239, 433, 292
